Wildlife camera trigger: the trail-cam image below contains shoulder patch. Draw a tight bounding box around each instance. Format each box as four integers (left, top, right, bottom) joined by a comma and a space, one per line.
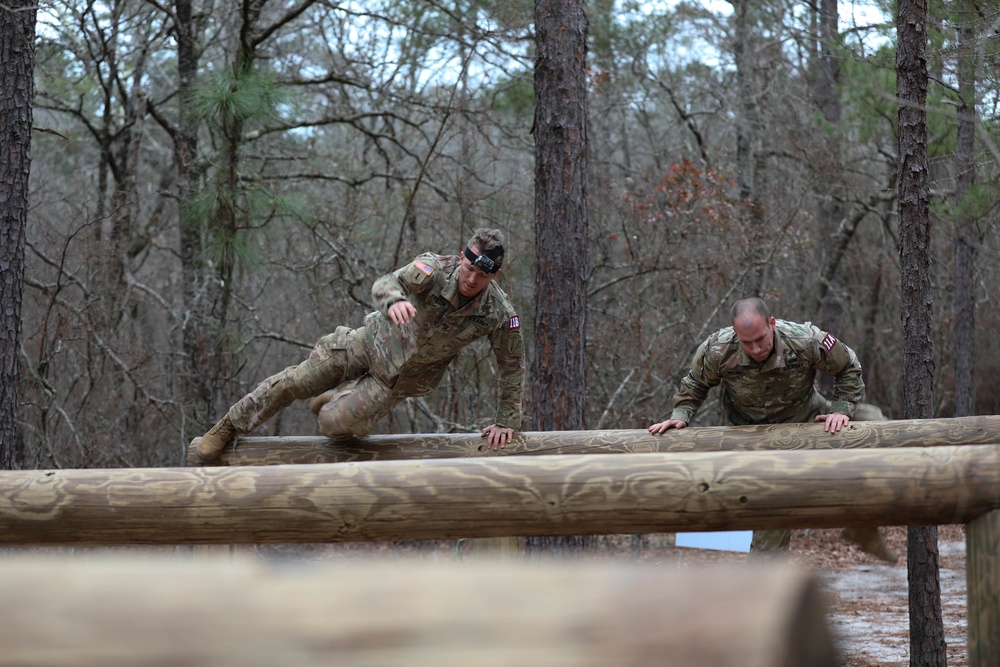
509, 315, 521, 330
403, 259, 434, 286
821, 332, 837, 351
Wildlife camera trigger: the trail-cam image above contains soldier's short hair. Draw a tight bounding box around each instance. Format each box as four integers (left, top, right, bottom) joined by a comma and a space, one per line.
466, 228, 505, 266
731, 297, 771, 324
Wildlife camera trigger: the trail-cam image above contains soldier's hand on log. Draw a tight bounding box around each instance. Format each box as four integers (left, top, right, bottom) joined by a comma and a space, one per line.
388, 300, 417, 325
815, 412, 850, 433
648, 419, 687, 435
481, 424, 514, 450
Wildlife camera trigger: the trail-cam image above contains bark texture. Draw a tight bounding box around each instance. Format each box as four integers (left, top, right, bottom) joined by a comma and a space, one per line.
532, 0, 589, 433
953, 0, 978, 418
897, 1, 947, 663
530, 0, 590, 555
0, 1, 37, 470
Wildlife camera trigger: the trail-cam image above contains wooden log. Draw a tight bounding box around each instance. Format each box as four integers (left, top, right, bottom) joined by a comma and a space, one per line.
0, 556, 836, 667
2, 445, 999, 545
185, 415, 1000, 467
967, 509, 1000, 667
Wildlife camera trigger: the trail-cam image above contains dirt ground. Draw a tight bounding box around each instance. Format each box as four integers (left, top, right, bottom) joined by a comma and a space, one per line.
637, 525, 969, 667
793, 525, 968, 667
250, 525, 967, 666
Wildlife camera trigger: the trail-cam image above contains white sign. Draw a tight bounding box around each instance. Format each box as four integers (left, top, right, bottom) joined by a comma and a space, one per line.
675, 531, 753, 553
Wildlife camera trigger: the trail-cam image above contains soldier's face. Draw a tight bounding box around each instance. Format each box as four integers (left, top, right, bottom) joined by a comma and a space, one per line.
734, 315, 776, 362
457, 244, 499, 297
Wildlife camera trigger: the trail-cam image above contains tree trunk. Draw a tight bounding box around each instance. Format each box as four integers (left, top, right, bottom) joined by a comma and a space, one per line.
814, 0, 845, 375
0, 1, 37, 470
529, 0, 589, 555
732, 0, 765, 296
175, 0, 216, 443
953, 0, 977, 418
896, 1, 947, 663
532, 0, 588, 432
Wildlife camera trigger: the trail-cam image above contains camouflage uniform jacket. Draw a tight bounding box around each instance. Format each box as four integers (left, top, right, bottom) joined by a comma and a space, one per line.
669, 319, 865, 426
365, 252, 525, 429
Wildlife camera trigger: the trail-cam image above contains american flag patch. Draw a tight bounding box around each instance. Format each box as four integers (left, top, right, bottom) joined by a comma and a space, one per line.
821, 333, 837, 351
413, 260, 433, 276
509, 316, 520, 330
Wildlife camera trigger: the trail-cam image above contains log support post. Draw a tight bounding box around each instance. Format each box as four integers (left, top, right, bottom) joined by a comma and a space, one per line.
967, 509, 1000, 667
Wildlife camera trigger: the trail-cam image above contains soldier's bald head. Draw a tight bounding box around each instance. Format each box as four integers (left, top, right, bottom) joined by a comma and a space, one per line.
731, 297, 771, 328
732, 298, 776, 362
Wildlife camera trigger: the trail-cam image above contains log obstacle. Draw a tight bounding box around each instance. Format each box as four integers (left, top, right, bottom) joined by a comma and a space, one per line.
185, 415, 1000, 466
0, 558, 836, 667
2, 445, 999, 545
967, 509, 1000, 667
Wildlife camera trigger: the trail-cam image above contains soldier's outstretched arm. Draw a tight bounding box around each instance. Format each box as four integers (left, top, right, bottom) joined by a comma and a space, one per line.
487, 314, 525, 433
664, 338, 719, 427
805, 325, 865, 419
372, 254, 439, 316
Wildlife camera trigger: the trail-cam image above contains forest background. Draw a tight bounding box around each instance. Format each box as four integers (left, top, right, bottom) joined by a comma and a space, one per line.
14, 0, 998, 470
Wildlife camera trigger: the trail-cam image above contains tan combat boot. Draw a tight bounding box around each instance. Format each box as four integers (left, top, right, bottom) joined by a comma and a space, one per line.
196, 415, 238, 461
309, 390, 337, 415
841, 526, 899, 564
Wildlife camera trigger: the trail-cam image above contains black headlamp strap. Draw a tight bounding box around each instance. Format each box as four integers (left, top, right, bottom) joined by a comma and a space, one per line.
463, 246, 503, 274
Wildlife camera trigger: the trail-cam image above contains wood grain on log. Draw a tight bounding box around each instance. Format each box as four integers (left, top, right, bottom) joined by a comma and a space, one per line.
186, 416, 1000, 467
2, 445, 998, 545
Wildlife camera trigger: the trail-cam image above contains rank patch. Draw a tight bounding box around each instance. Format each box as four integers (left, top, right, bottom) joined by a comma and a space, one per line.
821, 333, 837, 351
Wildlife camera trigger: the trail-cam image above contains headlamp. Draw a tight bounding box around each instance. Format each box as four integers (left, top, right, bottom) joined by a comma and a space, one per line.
464, 246, 503, 274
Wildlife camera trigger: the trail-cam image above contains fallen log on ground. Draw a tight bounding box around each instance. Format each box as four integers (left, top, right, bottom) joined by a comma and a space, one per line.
0, 557, 836, 667
185, 415, 1000, 466
2, 445, 998, 545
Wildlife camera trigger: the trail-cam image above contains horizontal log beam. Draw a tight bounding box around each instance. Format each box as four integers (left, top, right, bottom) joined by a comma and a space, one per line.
186, 415, 1000, 467
0, 558, 836, 667
3, 445, 1000, 545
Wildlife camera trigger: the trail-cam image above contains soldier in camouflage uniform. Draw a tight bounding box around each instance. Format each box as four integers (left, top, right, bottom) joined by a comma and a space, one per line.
196, 228, 525, 461
648, 297, 897, 563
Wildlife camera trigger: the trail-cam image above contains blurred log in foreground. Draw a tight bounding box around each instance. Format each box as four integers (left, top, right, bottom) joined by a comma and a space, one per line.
0, 556, 837, 667
186, 415, 1000, 466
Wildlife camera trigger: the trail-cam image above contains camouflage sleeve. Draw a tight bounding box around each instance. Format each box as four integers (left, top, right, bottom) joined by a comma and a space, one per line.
371, 254, 439, 316
812, 328, 865, 418
669, 338, 722, 424
488, 314, 525, 430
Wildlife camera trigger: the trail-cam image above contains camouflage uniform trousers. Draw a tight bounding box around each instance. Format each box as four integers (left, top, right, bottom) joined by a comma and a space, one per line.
748, 401, 889, 561
227, 326, 403, 439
